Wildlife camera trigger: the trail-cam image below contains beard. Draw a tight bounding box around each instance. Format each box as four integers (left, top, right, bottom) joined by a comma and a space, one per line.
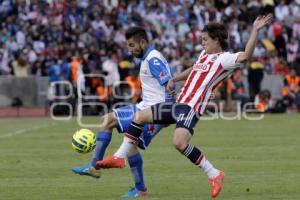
133, 50, 144, 59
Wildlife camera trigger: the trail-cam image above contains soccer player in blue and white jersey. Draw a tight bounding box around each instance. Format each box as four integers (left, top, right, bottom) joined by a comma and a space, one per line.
72, 27, 173, 198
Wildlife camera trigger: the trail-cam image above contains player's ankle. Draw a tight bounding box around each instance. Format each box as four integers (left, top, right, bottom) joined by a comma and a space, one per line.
207, 168, 220, 178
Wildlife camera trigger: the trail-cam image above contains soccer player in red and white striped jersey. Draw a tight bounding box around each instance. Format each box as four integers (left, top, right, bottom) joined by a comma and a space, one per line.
97, 14, 272, 198
176, 50, 242, 114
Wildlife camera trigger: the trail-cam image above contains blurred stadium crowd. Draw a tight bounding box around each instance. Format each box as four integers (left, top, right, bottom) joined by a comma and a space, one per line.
0, 0, 300, 113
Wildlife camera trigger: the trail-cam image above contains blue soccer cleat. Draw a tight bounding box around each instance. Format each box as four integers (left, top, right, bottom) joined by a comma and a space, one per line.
71, 165, 101, 179
121, 187, 148, 198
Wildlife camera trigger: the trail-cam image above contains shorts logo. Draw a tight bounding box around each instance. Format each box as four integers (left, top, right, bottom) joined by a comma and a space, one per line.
177, 113, 185, 121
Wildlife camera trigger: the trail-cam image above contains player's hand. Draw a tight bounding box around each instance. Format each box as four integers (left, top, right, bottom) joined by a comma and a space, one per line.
253, 14, 273, 31
167, 79, 176, 96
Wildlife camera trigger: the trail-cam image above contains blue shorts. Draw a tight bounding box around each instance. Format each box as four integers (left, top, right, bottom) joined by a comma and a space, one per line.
113, 104, 164, 149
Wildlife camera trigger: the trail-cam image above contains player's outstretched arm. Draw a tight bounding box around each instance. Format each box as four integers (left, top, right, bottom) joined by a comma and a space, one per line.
236, 14, 273, 64
167, 67, 193, 94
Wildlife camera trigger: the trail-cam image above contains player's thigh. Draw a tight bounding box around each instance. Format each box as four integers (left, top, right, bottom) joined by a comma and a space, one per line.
151, 102, 176, 124
112, 104, 137, 133
133, 107, 153, 124
99, 112, 118, 131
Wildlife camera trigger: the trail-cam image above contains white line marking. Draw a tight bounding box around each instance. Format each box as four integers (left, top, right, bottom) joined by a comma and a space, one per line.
0, 122, 59, 139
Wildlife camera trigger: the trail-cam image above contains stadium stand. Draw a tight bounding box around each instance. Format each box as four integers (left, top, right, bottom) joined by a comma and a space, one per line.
1, 0, 300, 115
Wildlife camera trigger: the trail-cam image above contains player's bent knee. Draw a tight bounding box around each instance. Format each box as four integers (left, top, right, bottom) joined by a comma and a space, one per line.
173, 137, 187, 152
173, 128, 191, 152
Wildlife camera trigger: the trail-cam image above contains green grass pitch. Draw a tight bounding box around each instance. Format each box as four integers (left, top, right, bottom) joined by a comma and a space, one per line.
0, 114, 299, 200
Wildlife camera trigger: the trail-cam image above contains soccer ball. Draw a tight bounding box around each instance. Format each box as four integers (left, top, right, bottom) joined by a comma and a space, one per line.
72, 129, 96, 153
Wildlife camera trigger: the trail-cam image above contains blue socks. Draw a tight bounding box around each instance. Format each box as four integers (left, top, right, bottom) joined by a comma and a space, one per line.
90, 131, 112, 168
90, 131, 146, 192
128, 152, 146, 192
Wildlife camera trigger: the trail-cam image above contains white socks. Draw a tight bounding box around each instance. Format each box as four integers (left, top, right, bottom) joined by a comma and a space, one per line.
114, 137, 134, 158
199, 156, 220, 178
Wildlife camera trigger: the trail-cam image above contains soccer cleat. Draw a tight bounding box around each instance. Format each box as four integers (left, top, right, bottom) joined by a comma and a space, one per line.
121, 187, 148, 198
71, 165, 101, 179
96, 155, 126, 168
209, 171, 225, 198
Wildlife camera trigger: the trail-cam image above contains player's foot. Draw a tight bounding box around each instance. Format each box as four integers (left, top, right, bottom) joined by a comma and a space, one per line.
121, 187, 148, 198
71, 165, 101, 179
209, 170, 225, 198
96, 155, 126, 168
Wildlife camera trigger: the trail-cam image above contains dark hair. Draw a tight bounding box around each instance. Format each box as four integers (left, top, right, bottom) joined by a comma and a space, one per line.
202, 22, 228, 50
125, 27, 148, 42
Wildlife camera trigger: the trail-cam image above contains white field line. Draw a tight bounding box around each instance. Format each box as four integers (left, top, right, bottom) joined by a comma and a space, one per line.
0, 122, 60, 139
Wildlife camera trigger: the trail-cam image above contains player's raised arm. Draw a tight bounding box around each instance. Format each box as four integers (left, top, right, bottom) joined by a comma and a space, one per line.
236, 14, 273, 64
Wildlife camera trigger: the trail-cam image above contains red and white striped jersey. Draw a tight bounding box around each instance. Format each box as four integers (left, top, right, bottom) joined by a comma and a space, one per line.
177, 50, 241, 114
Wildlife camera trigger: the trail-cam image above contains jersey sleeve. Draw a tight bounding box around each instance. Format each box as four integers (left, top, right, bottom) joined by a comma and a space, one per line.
221, 52, 242, 70
148, 57, 171, 85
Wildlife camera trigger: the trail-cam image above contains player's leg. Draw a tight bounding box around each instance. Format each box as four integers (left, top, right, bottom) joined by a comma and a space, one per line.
95, 108, 153, 168
71, 112, 117, 178
121, 122, 164, 198
121, 147, 148, 198
90, 112, 117, 167
72, 104, 137, 177
97, 102, 174, 168
114, 102, 175, 158
113, 107, 153, 158
173, 104, 224, 198
118, 118, 167, 198
173, 128, 222, 177
105, 104, 149, 197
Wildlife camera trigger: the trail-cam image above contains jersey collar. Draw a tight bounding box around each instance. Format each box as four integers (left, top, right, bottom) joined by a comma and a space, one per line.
142, 45, 154, 60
